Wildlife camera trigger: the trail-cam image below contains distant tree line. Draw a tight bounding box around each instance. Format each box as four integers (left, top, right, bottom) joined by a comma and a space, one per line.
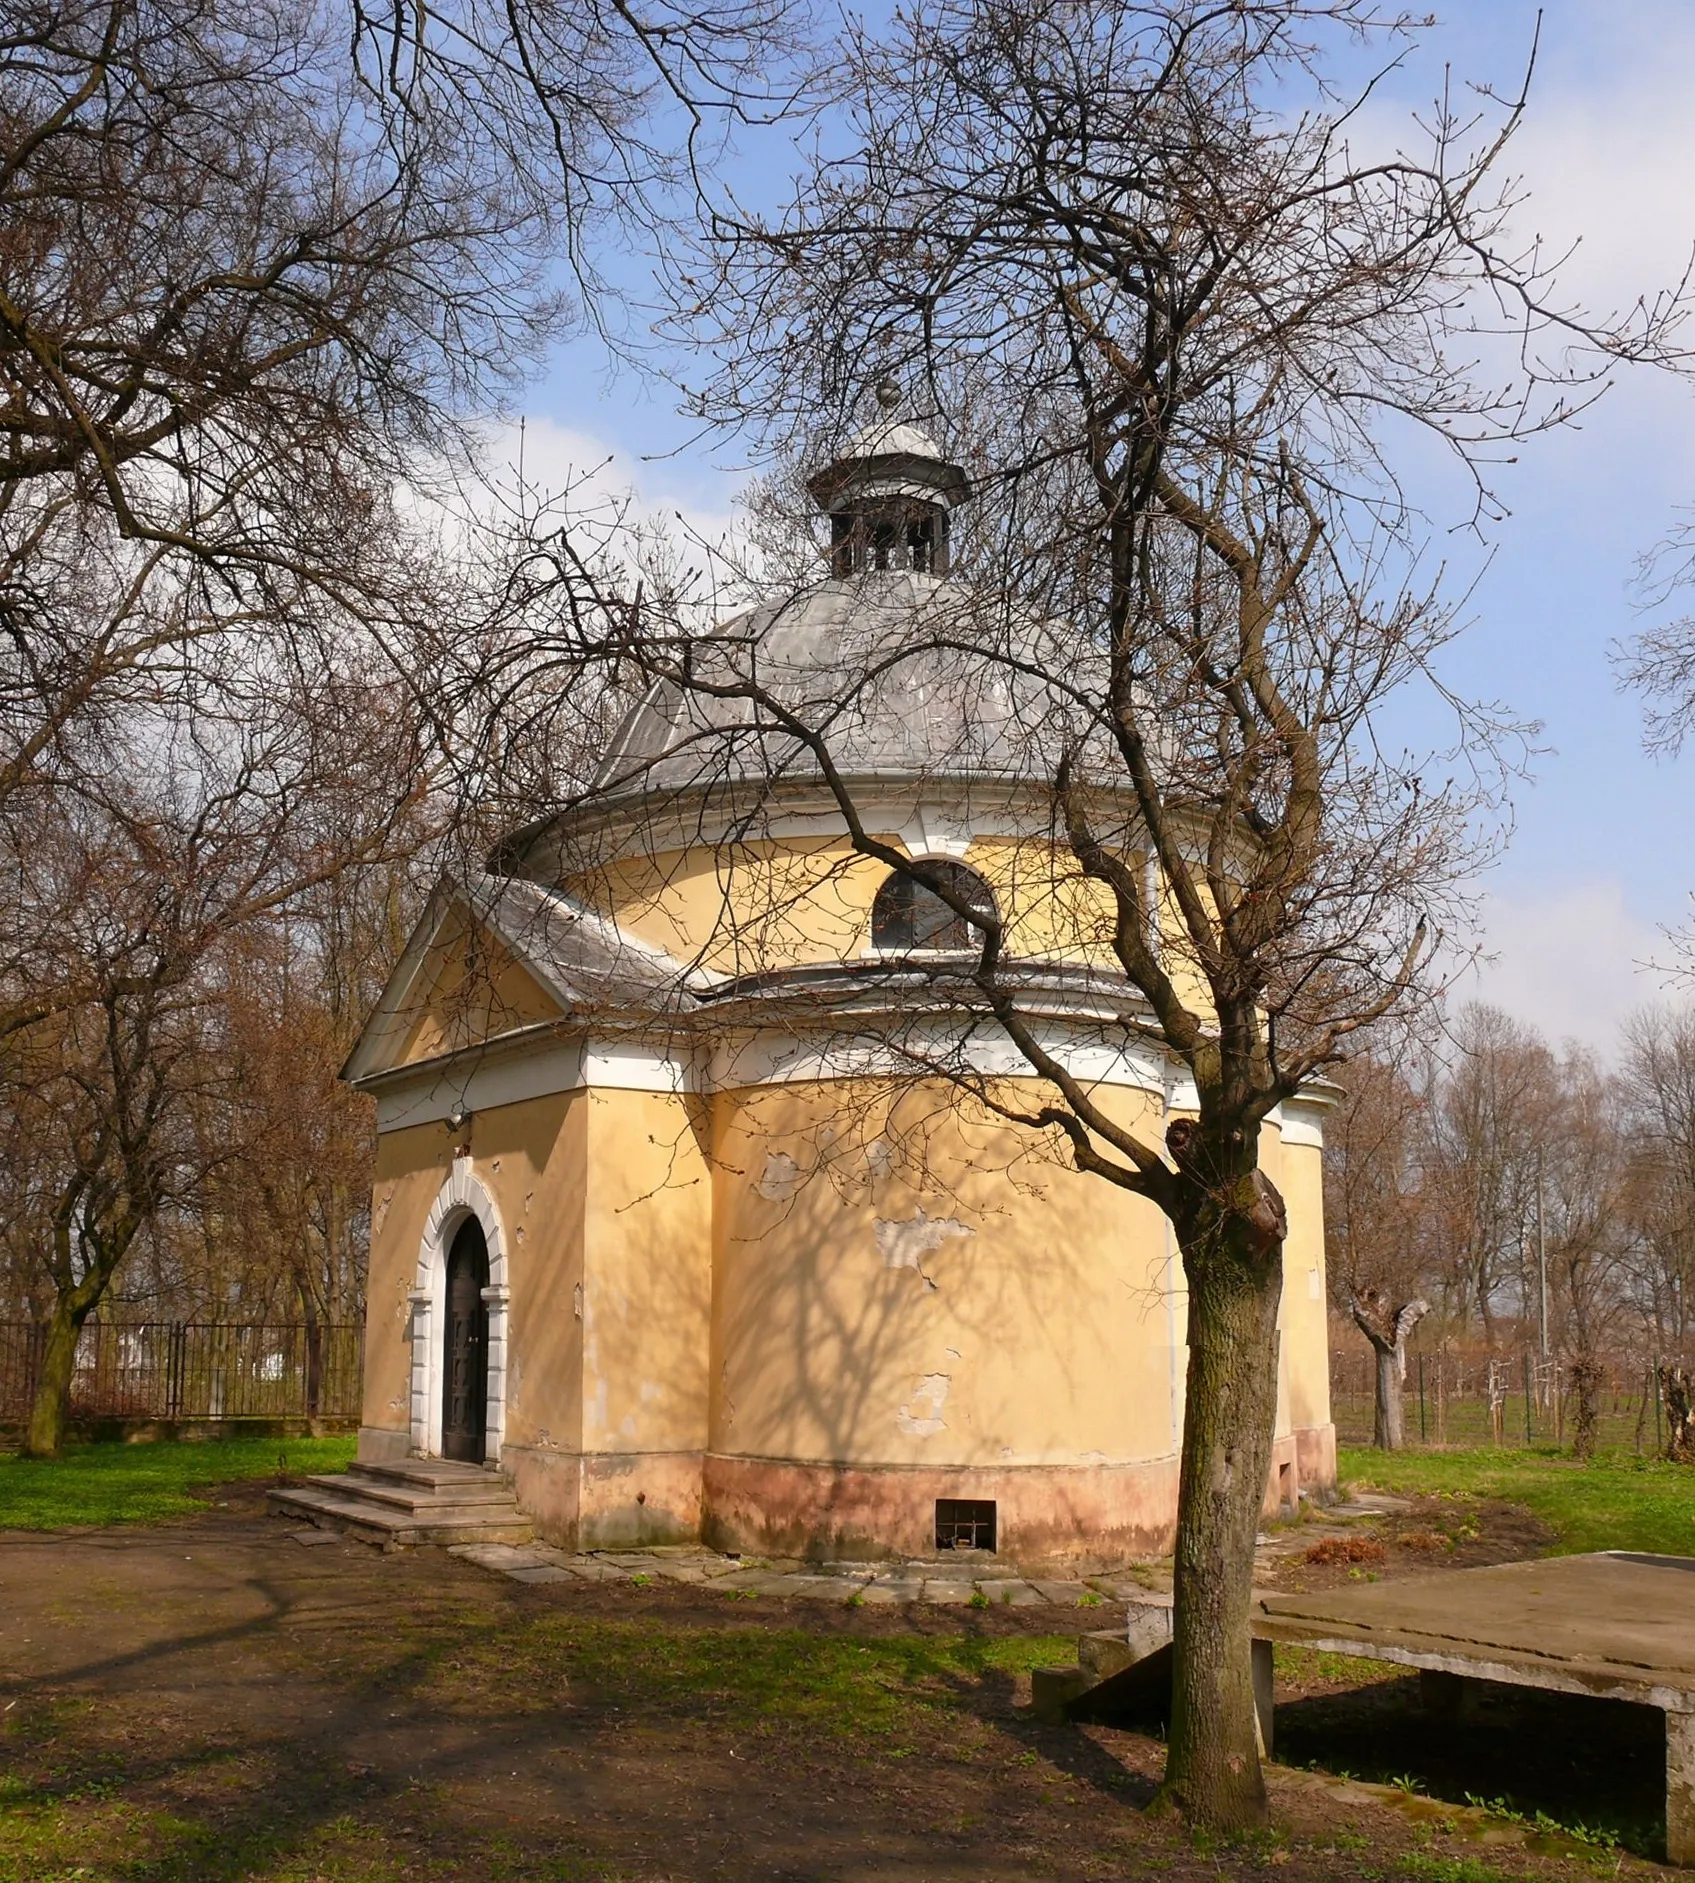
1326, 1002, 1695, 1454
0, 0, 793, 1455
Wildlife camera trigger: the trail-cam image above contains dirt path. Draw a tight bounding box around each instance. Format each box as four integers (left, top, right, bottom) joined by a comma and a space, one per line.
0, 1488, 1660, 1881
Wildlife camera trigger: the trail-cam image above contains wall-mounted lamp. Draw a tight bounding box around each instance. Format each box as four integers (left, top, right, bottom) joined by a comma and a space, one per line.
445, 1101, 472, 1134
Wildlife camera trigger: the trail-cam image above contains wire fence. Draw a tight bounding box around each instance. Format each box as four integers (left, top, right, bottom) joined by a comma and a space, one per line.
0, 1320, 364, 1425
1329, 1345, 1681, 1451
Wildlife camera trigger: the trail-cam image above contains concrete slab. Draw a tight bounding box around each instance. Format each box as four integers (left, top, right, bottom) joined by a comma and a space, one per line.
447, 1544, 565, 1571
1256, 1553, 1695, 1700
1255, 1553, 1695, 1867
781, 1577, 858, 1601
979, 1579, 1045, 1607
857, 1582, 923, 1605
505, 1565, 576, 1584
1029, 1579, 1091, 1605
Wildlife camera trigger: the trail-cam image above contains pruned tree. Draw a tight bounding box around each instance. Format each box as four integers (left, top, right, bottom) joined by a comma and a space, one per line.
468, 0, 1679, 1830
1325, 1049, 1431, 1449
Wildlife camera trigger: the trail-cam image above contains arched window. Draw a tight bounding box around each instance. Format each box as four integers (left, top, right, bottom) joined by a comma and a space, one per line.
871, 861, 996, 952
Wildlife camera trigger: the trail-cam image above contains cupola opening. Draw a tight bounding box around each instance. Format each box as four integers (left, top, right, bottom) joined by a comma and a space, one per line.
830, 502, 947, 576
808, 385, 971, 580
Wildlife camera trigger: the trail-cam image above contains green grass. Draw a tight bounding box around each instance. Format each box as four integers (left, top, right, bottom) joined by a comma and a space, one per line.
0, 1434, 354, 1530
1339, 1443, 1695, 1556
405, 1610, 1072, 1742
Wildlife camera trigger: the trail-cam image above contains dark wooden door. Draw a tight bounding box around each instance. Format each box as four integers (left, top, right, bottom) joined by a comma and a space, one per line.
441, 1218, 489, 1462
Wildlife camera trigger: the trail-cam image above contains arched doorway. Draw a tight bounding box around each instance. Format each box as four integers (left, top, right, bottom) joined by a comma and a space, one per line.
441, 1217, 490, 1462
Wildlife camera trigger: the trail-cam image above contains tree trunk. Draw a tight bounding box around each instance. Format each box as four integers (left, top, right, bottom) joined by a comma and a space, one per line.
1661, 1364, 1695, 1463
24, 1300, 90, 1458
1372, 1343, 1403, 1450
1569, 1356, 1602, 1461
1162, 1227, 1284, 1829
302, 1301, 324, 1423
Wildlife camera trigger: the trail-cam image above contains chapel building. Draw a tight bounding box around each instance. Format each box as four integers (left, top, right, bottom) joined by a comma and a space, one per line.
341, 412, 1337, 1569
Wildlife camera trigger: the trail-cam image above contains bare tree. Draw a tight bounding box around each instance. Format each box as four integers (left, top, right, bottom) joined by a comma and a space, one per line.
1619, 1007, 1695, 1349
1, 661, 432, 1455
1325, 1049, 1430, 1449
1422, 1005, 1555, 1343
1541, 1047, 1626, 1458
469, 0, 1680, 1829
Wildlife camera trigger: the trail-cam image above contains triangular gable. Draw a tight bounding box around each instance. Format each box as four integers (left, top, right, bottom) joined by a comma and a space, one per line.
342, 872, 702, 1085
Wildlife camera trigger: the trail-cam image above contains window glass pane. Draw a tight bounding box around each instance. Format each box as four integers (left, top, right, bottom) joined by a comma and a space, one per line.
871, 863, 994, 952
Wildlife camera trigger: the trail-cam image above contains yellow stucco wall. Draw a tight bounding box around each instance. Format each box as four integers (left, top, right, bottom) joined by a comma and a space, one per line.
575, 1087, 714, 1455
567, 838, 1132, 970
359, 1078, 714, 1545
707, 1078, 1184, 1472
362, 1090, 588, 1451
565, 832, 1219, 1023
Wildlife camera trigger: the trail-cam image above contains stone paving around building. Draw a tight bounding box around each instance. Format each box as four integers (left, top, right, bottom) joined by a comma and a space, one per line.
424, 1495, 1404, 1606
438, 1539, 1162, 1607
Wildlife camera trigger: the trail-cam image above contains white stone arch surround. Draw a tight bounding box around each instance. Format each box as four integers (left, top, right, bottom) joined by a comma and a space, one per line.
407, 1157, 510, 1464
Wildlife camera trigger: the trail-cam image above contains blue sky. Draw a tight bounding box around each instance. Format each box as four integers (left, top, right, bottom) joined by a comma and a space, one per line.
510, 1, 1695, 1054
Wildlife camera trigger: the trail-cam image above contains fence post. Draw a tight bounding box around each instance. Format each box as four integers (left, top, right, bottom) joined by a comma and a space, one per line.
165, 1323, 185, 1419
1417, 1353, 1427, 1444
1656, 1358, 1665, 1456
1523, 1350, 1534, 1446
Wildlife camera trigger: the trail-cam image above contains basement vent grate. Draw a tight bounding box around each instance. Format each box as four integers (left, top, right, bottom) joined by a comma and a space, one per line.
935, 1498, 996, 1552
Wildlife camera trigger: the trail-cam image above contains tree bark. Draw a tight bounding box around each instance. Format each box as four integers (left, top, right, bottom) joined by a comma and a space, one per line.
1569, 1356, 1603, 1461
1372, 1344, 1404, 1451
1163, 1206, 1285, 1829
24, 1300, 91, 1457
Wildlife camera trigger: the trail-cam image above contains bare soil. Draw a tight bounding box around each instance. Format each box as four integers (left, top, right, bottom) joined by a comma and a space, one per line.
0, 1476, 1662, 1880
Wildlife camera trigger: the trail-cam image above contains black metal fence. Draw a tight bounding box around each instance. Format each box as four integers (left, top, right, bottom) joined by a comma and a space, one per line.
0, 1320, 364, 1424
1330, 1345, 1674, 1451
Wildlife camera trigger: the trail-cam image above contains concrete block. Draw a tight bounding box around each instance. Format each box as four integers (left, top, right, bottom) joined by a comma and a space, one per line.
1031, 1666, 1092, 1724
1079, 1631, 1141, 1680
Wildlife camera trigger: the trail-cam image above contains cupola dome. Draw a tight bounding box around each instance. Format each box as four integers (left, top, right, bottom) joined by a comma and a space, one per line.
805, 382, 971, 577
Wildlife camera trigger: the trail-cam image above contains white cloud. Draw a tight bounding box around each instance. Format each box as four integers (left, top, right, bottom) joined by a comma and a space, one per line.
473, 414, 744, 553
1457, 878, 1679, 1051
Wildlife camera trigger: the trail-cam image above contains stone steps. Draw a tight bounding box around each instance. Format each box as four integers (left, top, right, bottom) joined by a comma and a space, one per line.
267, 1458, 533, 1551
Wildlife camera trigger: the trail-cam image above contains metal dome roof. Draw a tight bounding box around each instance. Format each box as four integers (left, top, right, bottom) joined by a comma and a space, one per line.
591, 569, 1106, 804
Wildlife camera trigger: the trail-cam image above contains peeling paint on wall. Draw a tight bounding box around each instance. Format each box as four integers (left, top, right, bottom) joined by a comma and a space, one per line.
896, 1373, 951, 1437
756, 1151, 802, 1201
573, 1282, 583, 1319
874, 1207, 973, 1290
